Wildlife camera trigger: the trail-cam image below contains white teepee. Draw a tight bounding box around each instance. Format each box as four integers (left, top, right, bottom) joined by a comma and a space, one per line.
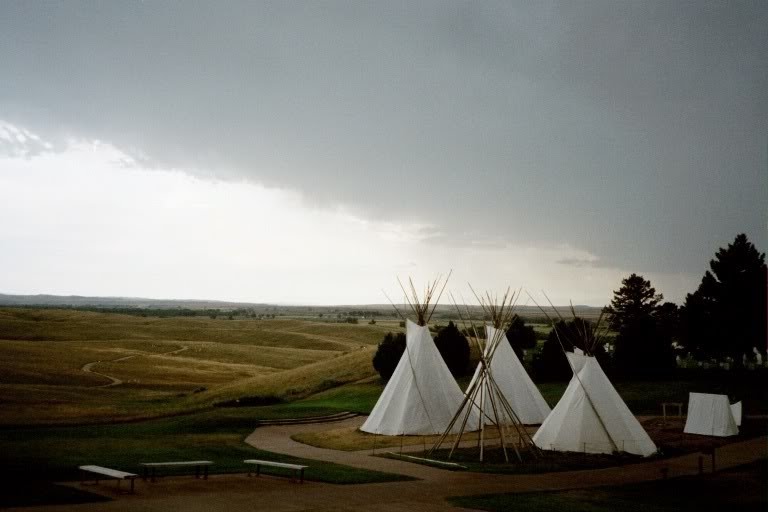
361, 319, 475, 435
466, 326, 551, 425
533, 351, 657, 456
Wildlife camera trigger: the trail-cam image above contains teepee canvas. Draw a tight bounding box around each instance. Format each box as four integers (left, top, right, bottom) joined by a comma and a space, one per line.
533, 351, 657, 456
466, 326, 551, 425
361, 319, 473, 435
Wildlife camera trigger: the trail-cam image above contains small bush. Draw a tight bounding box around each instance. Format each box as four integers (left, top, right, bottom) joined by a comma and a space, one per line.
372, 332, 406, 381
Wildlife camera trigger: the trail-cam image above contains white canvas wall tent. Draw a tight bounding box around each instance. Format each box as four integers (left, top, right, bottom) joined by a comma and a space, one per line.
683, 392, 740, 437
466, 325, 551, 425
532, 351, 657, 456
361, 274, 477, 435
360, 319, 476, 435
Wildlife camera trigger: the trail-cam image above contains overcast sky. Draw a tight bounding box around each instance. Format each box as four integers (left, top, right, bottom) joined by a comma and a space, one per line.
0, 1, 766, 305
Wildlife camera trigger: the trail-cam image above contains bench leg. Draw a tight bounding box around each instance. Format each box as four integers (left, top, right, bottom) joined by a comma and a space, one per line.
195, 466, 200, 479
300, 468, 304, 484
80, 471, 100, 487
204, 465, 209, 480
143, 467, 148, 481
130, 478, 135, 494
256, 465, 261, 478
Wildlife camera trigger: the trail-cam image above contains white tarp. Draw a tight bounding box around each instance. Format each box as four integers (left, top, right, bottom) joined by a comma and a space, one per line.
361, 319, 477, 435
533, 353, 657, 456
683, 392, 739, 437
466, 325, 551, 424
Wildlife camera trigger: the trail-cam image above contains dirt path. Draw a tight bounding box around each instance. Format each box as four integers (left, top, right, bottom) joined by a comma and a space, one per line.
27, 418, 766, 512
80, 345, 189, 388
246, 416, 767, 489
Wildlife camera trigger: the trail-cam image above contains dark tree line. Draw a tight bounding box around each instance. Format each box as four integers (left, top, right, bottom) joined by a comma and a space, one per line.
599, 234, 766, 376
372, 233, 766, 382
372, 321, 471, 381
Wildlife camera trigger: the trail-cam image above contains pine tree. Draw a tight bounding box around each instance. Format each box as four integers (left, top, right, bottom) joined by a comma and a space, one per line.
606, 274, 675, 375
682, 234, 767, 361
605, 274, 662, 331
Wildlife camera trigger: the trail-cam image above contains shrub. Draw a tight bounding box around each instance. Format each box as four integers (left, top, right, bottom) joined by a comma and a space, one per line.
433, 321, 471, 377
372, 332, 406, 381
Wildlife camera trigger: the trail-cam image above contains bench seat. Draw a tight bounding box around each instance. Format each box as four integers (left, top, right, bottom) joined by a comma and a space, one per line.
243, 459, 308, 483
79, 465, 137, 493
140, 460, 213, 482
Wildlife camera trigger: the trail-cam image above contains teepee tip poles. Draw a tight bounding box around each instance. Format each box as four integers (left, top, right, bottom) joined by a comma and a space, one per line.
391, 271, 453, 326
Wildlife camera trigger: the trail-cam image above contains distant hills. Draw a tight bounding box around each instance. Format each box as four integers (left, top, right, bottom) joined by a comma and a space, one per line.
0, 293, 604, 319
0, 293, 264, 309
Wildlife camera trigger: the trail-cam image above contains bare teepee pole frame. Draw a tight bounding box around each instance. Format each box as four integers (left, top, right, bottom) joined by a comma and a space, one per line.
428, 286, 538, 462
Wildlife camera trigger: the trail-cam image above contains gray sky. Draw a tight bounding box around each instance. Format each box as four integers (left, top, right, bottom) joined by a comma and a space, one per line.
0, 1, 766, 304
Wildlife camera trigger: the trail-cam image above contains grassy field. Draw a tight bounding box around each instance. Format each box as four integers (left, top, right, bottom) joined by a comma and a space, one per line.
0, 308, 396, 424
447, 458, 768, 512
3, 307, 765, 426
0, 404, 415, 507
293, 424, 512, 452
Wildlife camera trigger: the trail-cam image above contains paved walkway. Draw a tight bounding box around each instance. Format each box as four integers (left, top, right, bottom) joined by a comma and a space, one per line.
15, 417, 767, 512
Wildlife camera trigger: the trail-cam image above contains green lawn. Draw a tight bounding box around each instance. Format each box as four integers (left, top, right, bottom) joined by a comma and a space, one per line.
387, 446, 646, 475
0, 403, 415, 508
448, 458, 768, 512
290, 381, 384, 414
0, 406, 413, 492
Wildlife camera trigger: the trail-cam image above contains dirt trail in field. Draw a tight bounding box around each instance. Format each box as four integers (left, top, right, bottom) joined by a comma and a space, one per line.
80, 345, 189, 388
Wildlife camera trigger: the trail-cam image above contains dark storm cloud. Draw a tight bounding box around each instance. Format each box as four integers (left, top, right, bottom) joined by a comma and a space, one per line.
1, 0, 765, 280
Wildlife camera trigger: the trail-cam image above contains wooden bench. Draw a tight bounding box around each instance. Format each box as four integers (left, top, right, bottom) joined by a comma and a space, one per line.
243, 459, 308, 483
79, 465, 137, 494
139, 461, 213, 482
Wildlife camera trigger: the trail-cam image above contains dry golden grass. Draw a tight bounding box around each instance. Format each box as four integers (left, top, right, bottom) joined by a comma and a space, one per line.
0, 308, 386, 425
190, 347, 378, 405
